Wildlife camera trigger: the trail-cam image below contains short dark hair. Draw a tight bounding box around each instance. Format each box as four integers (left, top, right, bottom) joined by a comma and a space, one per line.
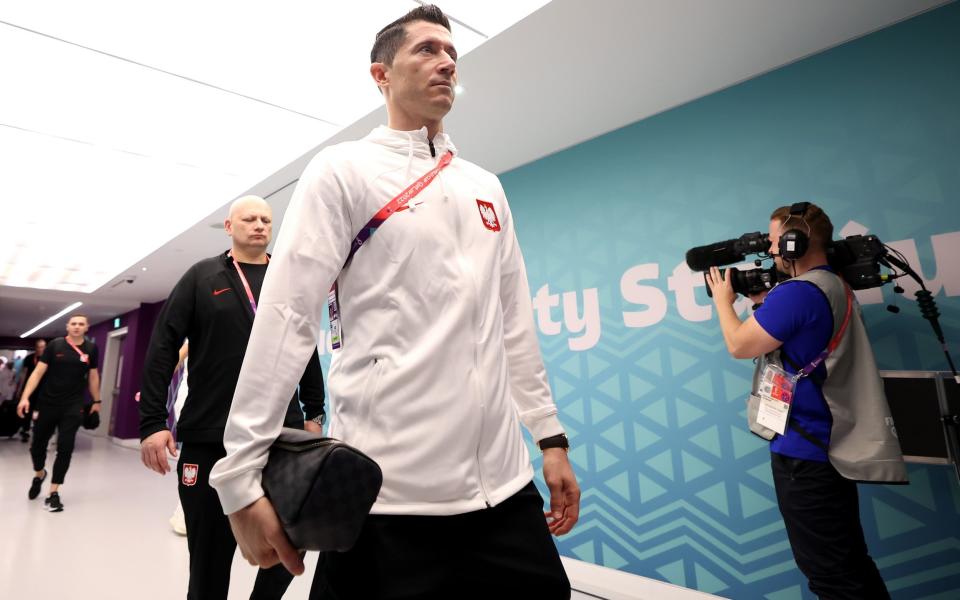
371, 4, 451, 65
67, 313, 89, 324
770, 203, 834, 251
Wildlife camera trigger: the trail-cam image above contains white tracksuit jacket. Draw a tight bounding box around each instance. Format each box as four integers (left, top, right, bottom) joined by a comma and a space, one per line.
210, 126, 565, 515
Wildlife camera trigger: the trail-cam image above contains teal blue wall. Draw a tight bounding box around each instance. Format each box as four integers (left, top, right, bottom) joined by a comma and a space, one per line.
499, 5, 960, 599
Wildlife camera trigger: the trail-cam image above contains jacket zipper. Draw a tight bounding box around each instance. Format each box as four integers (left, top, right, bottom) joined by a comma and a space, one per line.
447, 170, 491, 507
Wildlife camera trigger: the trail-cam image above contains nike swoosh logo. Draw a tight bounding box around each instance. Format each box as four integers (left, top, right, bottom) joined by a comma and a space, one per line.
213, 288, 231, 296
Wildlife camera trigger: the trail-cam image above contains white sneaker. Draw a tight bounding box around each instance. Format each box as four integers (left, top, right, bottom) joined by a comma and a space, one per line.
169, 501, 187, 536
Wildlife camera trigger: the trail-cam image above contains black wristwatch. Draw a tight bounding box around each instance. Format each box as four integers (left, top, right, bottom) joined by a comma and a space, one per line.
538, 433, 569, 452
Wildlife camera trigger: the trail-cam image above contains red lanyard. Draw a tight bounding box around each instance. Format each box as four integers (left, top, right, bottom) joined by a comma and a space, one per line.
64, 337, 88, 363
230, 253, 269, 315
342, 150, 454, 265
795, 283, 854, 379
373, 151, 453, 217
329, 150, 454, 350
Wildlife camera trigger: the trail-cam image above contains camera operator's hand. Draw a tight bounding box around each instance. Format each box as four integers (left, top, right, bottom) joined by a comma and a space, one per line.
706, 266, 736, 306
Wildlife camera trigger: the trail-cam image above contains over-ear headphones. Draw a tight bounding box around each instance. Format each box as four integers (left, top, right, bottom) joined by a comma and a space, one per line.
778, 202, 811, 261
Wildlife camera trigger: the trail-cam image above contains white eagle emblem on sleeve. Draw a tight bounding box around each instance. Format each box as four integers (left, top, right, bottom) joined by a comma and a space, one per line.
475, 199, 501, 232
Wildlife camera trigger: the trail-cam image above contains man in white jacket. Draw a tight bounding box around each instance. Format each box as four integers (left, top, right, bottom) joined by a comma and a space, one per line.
211, 5, 579, 597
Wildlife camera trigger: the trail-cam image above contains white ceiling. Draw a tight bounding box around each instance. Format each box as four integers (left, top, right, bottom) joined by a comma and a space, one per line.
0, 0, 556, 296
0, 0, 949, 339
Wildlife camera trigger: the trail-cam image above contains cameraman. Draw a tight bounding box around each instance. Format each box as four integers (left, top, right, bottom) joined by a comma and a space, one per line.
706, 202, 906, 600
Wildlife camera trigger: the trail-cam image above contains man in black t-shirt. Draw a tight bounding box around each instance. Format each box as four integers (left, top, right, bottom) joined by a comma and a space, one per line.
18, 316, 100, 512
15, 338, 47, 442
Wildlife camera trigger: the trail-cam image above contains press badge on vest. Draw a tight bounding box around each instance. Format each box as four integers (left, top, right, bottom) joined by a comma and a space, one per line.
756, 363, 795, 435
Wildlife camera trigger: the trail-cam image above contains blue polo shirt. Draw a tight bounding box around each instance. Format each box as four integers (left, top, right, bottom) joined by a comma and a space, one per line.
753, 266, 836, 462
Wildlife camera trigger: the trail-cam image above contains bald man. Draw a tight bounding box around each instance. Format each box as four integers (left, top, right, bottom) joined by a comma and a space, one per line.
138, 196, 327, 600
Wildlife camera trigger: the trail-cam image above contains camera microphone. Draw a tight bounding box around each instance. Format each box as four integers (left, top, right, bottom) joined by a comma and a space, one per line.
685, 240, 744, 272
685, 232, 770, 271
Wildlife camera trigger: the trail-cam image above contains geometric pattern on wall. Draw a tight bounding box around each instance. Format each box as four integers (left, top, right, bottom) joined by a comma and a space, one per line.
499, 5, 960, 598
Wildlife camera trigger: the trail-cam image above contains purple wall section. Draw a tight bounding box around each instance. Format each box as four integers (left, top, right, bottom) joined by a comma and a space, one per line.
87, 301, 164, 439
127, 301, 165, 438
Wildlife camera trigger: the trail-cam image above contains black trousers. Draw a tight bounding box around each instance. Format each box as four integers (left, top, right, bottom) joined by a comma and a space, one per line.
30, 401, 84, 484
178, 443, 296, 600
309, 481, 570, 600
771, 453, 890, 600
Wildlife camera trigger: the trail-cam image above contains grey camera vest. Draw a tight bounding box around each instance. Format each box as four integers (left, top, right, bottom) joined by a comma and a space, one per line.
756, 268, 907, 483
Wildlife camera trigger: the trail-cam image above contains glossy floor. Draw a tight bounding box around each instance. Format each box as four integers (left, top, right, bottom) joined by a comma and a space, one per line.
1, 433, 586, 599
1, 432, 720, 600
1, 432, 292, 599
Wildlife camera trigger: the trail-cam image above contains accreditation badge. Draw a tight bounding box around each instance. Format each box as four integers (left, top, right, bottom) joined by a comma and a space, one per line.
328, 288, 342, 350
79, 353, 89, 364
756, 363, 796, 435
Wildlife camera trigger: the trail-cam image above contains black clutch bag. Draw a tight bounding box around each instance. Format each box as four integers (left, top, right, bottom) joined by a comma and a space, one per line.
262, 427, 382, 552
82, 404, 100, 430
